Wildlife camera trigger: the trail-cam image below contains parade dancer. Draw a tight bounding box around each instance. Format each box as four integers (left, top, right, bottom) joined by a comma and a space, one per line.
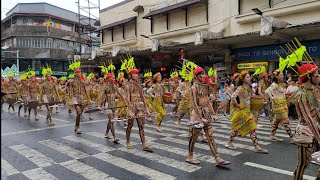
143, 70, 154, 122
186, 63, 230, 167
175, 76, 191, 126
26, 70, 39, 120
17, 73, 29, 117
265, 70, 295, 142
170, 71, 180, 117
289, 63, 320, 180
121, 56, 153, 152
99, 62, 124, 143
68, 61, 91, 134
147, 72, 167, 132
39, 67, 61, 125
225, 70, 268, 154
258, 69, 270, 120
117, 72, 129, 126
5, 72, 18, 112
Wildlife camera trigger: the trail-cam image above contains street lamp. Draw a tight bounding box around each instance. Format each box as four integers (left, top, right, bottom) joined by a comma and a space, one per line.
252, 8, 263, 16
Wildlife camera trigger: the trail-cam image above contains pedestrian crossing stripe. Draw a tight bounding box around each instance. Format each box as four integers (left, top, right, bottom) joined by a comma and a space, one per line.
1, 157, 20, 176
10, 144, 56, 168
244, 162, 316, 180
92, 153, 176, 180
160, 121, 271, 145
60, 160, 117, 180
63, 136, 116, 152
22, 168, 58, 180
39, 140, 90, 159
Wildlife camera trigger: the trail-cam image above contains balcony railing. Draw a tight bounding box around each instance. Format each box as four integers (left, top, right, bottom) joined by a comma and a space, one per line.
1, 26, 90, 41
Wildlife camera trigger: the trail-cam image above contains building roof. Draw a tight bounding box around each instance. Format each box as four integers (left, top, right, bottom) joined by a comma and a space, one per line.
96, 16, 136, 31
100, 0, 134, 13
143, 0, 206, 19
3, 2, 97, 26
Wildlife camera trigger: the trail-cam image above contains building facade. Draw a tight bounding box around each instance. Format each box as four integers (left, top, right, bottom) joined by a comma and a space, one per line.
98, 0, 320, 76
1, 3, 99, 77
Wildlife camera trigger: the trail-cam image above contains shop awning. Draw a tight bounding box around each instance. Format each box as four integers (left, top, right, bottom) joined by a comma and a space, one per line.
95, 16, 137, 32
143, 0, 207, 19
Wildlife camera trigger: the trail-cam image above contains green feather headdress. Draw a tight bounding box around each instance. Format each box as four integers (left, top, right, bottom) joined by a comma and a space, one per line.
99, 60, 116, 74
68, 73, 75, 79
68, 60, 81, 71
120, 53, 136, 74
144, 69, 152, 78
19, 73, 28, 80
87, 73, 94, 80
60, 76, 67, 81
117, 71, 124, 80
170, 69, 179, 79
7, 71, 15, 77
25, 69, 36, 79
208, 67, 217, 77
41, 64, 52, 76
178, 60, 199, 82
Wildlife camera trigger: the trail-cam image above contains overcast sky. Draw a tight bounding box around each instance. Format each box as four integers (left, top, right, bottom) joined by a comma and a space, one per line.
1, 0, 125, 20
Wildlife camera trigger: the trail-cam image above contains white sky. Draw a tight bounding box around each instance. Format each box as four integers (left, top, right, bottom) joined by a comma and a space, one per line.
1, 0, 125, 20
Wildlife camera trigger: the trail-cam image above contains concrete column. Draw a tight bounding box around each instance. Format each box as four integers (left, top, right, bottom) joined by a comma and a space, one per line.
224, 49, 233, 74
32, 59, 36, 70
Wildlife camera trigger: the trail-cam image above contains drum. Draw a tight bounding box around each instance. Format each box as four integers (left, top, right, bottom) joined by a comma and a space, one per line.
163, 92, 173, 104
251, 95, 264, 111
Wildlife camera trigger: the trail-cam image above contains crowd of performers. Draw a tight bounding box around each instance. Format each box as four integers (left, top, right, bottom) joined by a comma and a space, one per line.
1, 39, 319, 179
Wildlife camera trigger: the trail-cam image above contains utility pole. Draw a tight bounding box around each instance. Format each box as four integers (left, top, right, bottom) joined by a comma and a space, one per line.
77, 0, 82, 54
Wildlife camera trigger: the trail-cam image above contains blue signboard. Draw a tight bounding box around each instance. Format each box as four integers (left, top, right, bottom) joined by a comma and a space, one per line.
235, 40, 320, 61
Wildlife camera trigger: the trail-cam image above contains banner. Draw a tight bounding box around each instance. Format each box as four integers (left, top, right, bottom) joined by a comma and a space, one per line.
237, 62, 268, 69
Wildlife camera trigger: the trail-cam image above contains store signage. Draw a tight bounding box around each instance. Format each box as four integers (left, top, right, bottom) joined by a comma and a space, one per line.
235, 40, 320, 61
237, 62, 268, 69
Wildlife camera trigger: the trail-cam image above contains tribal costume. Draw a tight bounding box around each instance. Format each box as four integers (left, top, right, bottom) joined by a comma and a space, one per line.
175, 80, 191, 126
225, 70, 268, 154
27, 72, 40, 120
187, 65, 230, 167
117, 73, 129, 126
5, 74, 18, 112
17, 74, 29, 117
171, 74, 180, 116
40, 68, 60, 125
121, 56, 153, 152
279, 39, 320, 179
143, 70, 154, 121
258, 72, 271, 122
147, 72, 166, 132
68, 61, 91, 134
265, 70, 294, 142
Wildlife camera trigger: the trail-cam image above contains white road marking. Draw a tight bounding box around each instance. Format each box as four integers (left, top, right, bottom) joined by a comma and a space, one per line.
10, 144, 55, 168
60, 160, 117, 180
39, 140, 89, 159
93, 153, 176, 180
118, 147, 201, 172
1, 119, 107, 136
62, 136, 116, 152
244, 162, 316, 180
161, 137, 242, 156
38, 115, 69, 122
151, 142, 217, 164
162, 121, 271, 145
22, 168, 57, 180
1, 158, 20, 176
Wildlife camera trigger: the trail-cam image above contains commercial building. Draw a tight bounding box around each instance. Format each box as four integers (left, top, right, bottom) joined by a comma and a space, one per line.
1, 2, 99, 77
97, 0, 320, 77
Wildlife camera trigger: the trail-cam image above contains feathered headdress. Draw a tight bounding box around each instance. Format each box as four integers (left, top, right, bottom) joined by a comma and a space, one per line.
144, 69, 152, 78
276, 37, 318, 83
41, 64, 52, 76
120, 54, 138, 74
25, 69, 36, 79
252, 66, 267, 76
68, 73, 75, 79
181, 60, 199, 82
208, 67, 217, 78
68, 60, 81, 73
87, 73, 94, 80
99, 60, 116, 74
170, 69, 179, 79
7, 71, 15, 77
19, 73, 28, 80
60, 76, 67, 81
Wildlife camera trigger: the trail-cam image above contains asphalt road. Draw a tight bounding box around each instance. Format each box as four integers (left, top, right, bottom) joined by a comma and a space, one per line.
1, 103, 318, 180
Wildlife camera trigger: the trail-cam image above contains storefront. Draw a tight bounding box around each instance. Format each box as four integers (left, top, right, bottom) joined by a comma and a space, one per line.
237, 62, 268, 72
234, 39, 320, 72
